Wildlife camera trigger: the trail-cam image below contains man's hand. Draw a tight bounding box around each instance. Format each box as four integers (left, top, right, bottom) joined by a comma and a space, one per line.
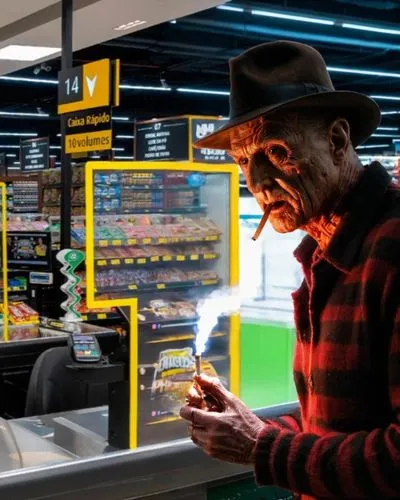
180, 374, 265, 465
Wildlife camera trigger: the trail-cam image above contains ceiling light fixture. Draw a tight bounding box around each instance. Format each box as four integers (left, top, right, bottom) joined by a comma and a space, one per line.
50, 145, 61, 149
251, 9, 334, 25
370, 95, 400, 101
116, 135, 135, 139
170, 20, 177, 24
114, 155, 134, 159
177, 87, 230, 96
0, 75, 56, 84
356, 144, 391, 149
377, 127, 399, 131
112, 116, 130, 121
371, 134, 400, 138
0, 132, 38, 136
112, 147, 125, 151
0, 145, 20, 149
114, 20, 147, 31
328, 66, 400, 78
0, 110, 50, 118
6, 154, 16, 157
342, 23, 400, 36
119, 84, 171, 91
217, 5, 244, 12
0, 44, 60, 61
381, 111, 400, 115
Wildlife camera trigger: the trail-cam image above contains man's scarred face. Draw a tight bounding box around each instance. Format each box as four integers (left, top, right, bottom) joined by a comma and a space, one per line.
229, 114, 340, 233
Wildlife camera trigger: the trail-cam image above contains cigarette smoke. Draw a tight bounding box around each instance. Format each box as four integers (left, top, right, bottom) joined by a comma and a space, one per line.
195, 286, 241, 356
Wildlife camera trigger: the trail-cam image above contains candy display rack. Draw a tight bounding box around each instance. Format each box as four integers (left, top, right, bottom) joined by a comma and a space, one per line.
85, 161, 239, 448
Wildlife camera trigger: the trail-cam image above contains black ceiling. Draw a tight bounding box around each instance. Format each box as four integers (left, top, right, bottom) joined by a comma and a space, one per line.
1, 0, 400, 163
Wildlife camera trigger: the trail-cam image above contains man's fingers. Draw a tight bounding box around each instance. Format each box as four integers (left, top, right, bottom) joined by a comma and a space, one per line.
194, 374, 230, 402
180, 405, 220, 426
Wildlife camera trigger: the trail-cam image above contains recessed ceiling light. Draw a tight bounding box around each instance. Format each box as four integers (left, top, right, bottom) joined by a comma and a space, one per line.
0, 44, 60, 61
114, 20, 147, 31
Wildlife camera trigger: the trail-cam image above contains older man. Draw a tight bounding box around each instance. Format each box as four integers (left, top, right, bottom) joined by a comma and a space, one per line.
180, 41, 400, 499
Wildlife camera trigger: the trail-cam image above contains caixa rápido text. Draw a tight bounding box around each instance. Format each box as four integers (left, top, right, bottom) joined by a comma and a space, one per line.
67, 111, 111, 128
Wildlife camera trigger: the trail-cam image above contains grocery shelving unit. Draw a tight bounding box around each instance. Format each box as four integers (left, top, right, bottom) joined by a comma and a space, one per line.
85, 161, 239, 448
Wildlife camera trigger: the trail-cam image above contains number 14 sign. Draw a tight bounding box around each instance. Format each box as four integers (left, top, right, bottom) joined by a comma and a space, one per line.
58, 59, 120, 115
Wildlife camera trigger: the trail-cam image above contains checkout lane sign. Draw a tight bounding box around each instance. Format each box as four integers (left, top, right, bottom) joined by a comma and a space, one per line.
58, 59, 120, 154
191, 118, 231, 163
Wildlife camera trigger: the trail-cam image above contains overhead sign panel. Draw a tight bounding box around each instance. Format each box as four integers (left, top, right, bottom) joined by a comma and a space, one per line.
20, 137, 49, 171
64, 107, 112, 154
58, 59, 119, 114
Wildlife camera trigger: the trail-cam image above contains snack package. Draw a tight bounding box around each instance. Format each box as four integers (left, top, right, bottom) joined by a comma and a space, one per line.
150, 347, 218, 416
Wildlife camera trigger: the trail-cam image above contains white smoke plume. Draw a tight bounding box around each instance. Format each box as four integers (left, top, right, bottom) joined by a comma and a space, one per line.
195, 286, 241, 356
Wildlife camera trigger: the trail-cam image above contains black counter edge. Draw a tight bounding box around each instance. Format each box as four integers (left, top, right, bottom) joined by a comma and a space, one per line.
0, 402, 299, 500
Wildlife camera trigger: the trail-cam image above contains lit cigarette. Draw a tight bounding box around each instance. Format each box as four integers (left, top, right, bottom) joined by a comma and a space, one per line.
195, 354, 201, 376
252, 206, 271, 241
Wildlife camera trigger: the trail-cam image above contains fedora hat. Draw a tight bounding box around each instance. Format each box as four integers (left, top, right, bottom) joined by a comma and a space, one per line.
194, 41, 381, 150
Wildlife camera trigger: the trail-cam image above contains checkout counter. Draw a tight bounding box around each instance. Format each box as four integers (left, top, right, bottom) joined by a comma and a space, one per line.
0, 402, 298, 500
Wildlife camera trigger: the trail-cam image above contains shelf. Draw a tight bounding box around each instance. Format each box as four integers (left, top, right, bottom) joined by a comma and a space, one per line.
95, 234, 220, 248
120, 185, 200, 191
95, 206, 206, 215
80, 312, 120, 321
96, 278, 220, 294
0, 285, 28, 293
95, 252, 219, 268
43, 183, 84, 188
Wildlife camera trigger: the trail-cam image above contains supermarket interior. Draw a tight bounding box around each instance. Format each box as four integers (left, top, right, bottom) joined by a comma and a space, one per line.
0, 0, 399, 499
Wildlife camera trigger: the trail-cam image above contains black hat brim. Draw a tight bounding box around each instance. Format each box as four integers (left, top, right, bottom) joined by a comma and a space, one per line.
194, 91, 381, 150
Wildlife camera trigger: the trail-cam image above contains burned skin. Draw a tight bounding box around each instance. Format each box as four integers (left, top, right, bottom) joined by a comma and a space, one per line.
230, 113, 362, 248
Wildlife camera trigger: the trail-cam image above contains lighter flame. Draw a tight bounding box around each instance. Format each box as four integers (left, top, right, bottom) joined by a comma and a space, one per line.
195, 286, 241, 355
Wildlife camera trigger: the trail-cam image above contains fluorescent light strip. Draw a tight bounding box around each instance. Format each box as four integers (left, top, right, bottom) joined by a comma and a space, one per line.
372, 134, 400, 138
217, 5, 244, 12
342, 23, 400, 36
0, 132, 37, 136
50, 145, 61, 149
0, 110, 49, 117
177, 87, 230, 96
0, 145, 20, 148
371, 95, 400, 101
116, 135, 135, 139
112, 116, 130, 121
328, 66, 400, 78
381, 111, 400, 115
114, 155, 134, 159
120, 84, 171, 91
0, 75, 57, 84
112, 147, 125, 151
377, 127, 399, 131
251, 9, 334, 25
356, 144, 391, 149
6, 154, 16, 157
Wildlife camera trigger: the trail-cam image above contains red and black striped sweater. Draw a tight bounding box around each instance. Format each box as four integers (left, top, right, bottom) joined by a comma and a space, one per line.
255, 163, 400, 499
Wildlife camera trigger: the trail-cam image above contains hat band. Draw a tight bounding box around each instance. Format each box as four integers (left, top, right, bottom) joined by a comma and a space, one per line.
230, 83, 332, 119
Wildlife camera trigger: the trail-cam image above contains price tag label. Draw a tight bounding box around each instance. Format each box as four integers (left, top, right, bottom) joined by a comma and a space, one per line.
158, 238, 167, 244
111, 259, 121, 265
202, 279, 218, 285
129, 284, 138, 290
176, 255, 185, 261
112, 240, 122, 246
137, 258, 146, 264
150, 256, 159, 262
163, 256, 172, 262
190, 254, 199, 261
98, 313, 107, 319
143, 238, 151, 245
99, 240, 108, 247
206, 235, 218, 241
204, 253, 216, 260
157, 283, 166, 289
125, 258, 133, 264
97, 260, 107, 266
128, 239, 137, 245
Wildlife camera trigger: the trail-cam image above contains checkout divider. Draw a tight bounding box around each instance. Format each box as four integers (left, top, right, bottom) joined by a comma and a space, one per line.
0, 160, 298, 499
